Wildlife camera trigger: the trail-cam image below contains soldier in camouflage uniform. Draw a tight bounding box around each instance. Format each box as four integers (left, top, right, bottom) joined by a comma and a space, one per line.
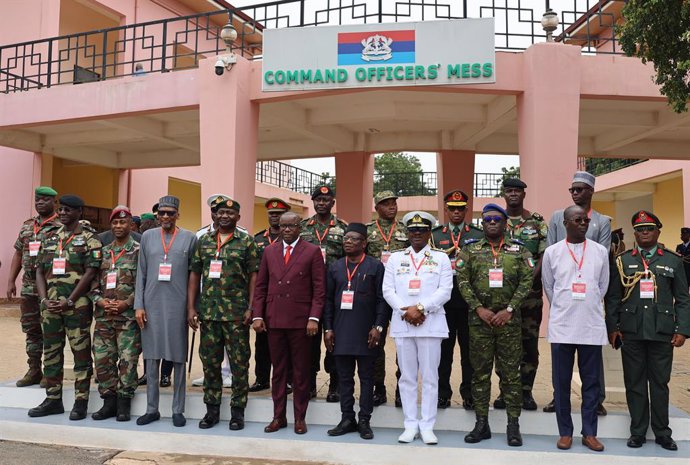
300, 185, 347, 401
492, 178, 548, 411
365, 191, 407, 406
7, 186, 61, 387
188, 197, 259, 431
457, 203, 533, 447
90, 206, 141, 422
29, 194, 102, 421
431, 189, 483, 410
250, 197, 290, 392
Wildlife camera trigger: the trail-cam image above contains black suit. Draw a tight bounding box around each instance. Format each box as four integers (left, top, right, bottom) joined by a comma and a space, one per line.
676, 242, 690, 282
324, 255, 388, 421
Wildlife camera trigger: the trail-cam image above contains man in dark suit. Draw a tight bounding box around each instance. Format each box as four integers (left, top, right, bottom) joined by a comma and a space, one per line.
252, 211, 326, 435
324, 223, 387, 440
676, 227, 690, 283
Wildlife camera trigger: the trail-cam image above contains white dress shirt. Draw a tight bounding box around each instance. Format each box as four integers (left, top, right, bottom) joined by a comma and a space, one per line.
283, 238, 300, 256
541, 239, 609, 345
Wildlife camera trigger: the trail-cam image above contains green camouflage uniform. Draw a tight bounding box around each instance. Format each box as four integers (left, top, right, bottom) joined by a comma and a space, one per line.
90, 235, 141, 399
190, 228, 259, 408
254, 228, 280, 261
14, 215, 61, 367
38, 225, 102, 400
456, 238, 534, 418
505, 211, 547, 392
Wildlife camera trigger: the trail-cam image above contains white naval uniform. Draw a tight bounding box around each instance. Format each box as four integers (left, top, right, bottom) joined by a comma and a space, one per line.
383, 244, 453, 432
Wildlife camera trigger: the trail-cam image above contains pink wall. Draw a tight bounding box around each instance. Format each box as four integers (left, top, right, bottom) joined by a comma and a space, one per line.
334, 152, 374, 223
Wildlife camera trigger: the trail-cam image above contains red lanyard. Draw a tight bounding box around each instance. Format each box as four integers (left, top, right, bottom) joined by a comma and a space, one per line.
160, 228, 178, 261
34, 214, 57, 238
264, 230, 277, 245
315, 221, 332, 245
449, 225, 462, 249
639, 249, 652, 276
565, 240, 587, 276
489, 238, 504, 267
508, 218, 526, 239
376, 220, 395, 249
216, 231, 234, 258
345, 255, 365, 290
58, 233, 76, 257
110, 248, 127, 269
410, 252, 427, 276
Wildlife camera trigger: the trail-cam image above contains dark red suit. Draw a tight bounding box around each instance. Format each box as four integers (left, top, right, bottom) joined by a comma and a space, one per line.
253, 239, 326, 421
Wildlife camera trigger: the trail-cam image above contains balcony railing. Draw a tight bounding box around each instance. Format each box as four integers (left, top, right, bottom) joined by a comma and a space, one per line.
1, 0, 627, 93
577, 157, 648, 176
256, 160, 330, 194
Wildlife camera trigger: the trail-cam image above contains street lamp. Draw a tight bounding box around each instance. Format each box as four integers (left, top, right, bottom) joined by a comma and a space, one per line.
220, 20, 238, 52
541, 9, 559, 43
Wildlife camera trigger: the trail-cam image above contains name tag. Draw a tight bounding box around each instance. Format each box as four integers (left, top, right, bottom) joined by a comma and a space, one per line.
572, 281, 586, 300
640, 279, 654, 299
209, 260, 222, 279
341, 290, 354, 310
450, 259, 456, 273
489, 268, 503, 288
158, 263, 172, 281
52, 257, 66, 275
29, 241, 41, 257
106, 271, 117, 289
381, 251, 391, 265
408, 278, 421, 295
320, 247, 327, 263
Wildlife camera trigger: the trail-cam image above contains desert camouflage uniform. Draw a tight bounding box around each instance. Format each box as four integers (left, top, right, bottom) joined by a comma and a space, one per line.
14, 215, 61, 368
456, 238, 533, 418
38, 225, 102, 400
191, 229, 259, 408
90, 236, 141, 399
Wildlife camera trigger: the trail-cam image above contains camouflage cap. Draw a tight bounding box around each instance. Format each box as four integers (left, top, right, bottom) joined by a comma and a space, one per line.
374, 191, 398, 205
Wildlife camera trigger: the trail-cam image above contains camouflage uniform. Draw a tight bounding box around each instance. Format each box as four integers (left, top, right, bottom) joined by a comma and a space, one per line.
456, 238, 534, 418
505, 212, 547, 393
38, 225, 102, 400
431, 222, 484, 403
90, 236, 141, 399
14, 215, 61, 368
190, 229, 259, 408
300, 214, 347, 385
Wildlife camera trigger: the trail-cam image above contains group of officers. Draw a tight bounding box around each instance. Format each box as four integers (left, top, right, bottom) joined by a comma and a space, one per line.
7, 169, 689, 451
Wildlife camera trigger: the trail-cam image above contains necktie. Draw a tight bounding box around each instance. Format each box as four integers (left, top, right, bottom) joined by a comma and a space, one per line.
453, 226, 460, 235
284, 245, 292, 264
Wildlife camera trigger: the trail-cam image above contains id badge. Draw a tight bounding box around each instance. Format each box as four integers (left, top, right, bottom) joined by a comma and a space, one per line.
52, 257, 66, 275
381, 251, 391, 265
640, 279, 654, 299
106, 271, 117, 289
341, 290, 354, 310
489, 268, 503, 288
408, 277, 421, 295
158, 263, 172, 281
450, 259, 456, 273
572, 281, 587, 300
320, 247, 327, 263
209, 260, 222, 279
29, 241, 41, 257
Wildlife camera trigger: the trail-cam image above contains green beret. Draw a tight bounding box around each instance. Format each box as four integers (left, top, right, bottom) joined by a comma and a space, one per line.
140, 213, 156, 221
35, 186, 57, 197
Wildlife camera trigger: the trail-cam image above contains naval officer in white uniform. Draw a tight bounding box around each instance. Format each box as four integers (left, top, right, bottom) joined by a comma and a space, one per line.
383, 211, 453, 445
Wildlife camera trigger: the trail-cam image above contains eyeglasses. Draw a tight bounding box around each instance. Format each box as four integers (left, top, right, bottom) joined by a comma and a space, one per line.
279, 223, 300, 230
407, 227, 429, 234
568, 217, 591, 224
634, 225, 658, 232
482, 215, 504, 223
447, 206, 466, 212
157, 210, 177, 217
343, 235, 364, 243
568, 187, 591, 194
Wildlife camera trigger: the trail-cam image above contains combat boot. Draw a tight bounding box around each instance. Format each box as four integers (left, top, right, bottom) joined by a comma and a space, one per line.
16, 364, 43, 387
69, 399, 89, 421
507, 416, 523, 446
198, 404, 220, 429
464, 416, 491, 443
116, 397, 132, 422
229, 406, 245, 430
92, 395, 117, 420
28, 398, 64, 417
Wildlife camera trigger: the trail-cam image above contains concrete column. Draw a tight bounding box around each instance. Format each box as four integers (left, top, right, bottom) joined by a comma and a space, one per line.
436, 150, 475, 223
334, 152, 374, 223
117, 169, 130, 206
198, 54, 258, 232
682, 167, 690, 226
517, 43, 580, 218
31, 153, 42, 192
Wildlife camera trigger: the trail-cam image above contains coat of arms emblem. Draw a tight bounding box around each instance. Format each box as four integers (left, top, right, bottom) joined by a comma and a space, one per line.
361, 34, 393, 62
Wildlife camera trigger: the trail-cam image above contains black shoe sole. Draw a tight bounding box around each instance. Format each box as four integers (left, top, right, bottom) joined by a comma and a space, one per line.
28, 408, 64, 418
464, 433, 491, 444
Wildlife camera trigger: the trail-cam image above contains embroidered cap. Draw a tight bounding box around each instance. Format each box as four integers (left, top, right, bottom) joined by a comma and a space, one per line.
444, 190, 469, 207
311, 185, 335, 200
265, 197, 291, 213
631, 210, 662, 229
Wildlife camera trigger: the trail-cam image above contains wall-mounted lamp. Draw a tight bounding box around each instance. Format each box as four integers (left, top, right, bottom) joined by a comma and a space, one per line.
541, 9, 559, 43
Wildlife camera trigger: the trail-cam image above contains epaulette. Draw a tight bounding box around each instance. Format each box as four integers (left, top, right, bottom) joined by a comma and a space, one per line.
464, 238, 480, 246
531, 212, 544, 221
616, 248, 633, 258
253, 228, 267, 237
468, 223, 482, 231
365, 221, 375, 227
663, 247, 681, 257
431, 224, 444, 231
430, 246, 446, 253
510, 238, 525, 246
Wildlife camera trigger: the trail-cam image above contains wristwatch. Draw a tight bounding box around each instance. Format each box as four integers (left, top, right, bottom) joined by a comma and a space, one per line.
66, 299, 75, 308
506, 306, 514, 314
374, 325, 384, 333
416, 303, 425, 314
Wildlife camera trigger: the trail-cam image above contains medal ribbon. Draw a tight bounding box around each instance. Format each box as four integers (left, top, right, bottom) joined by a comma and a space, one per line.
345, 255, 366, 290
160, 227, 179, 262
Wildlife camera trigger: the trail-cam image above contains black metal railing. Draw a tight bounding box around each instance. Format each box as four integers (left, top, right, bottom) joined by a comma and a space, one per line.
1, 1, 626, 93
577, 157, 647, 176
374, 171, 437, 197
474, 172, 516, 197
256, 160, 332, 194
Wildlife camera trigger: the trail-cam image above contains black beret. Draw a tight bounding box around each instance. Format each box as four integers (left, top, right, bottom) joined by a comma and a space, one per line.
59, 194, 85, 208
312, 185, 335, 199
682, 227, 690, 234
345, 223, 367, 237
502, 178, 527, 189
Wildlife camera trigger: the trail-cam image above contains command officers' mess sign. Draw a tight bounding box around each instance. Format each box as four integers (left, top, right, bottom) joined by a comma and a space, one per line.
262, 18, 495, 91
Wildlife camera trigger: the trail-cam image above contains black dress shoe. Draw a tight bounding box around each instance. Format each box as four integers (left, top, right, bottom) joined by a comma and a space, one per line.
438, 397, 451, 409
327, 418, 358, 436
172, 413, 186, 427
136, 411, 160, 425
493, 394, 506, 409
160, 375, 171, 388
627, 435, 646, 448
326, 390, 340, 403
248, 381, 270, 392
655, 436, 678, 451
372, 386, 387, 407
543, 399, 555, 413
394, 394, 402, 408
286, 383, 293, 395
28, 398, 64, 418
462, 398, 475, 410
596, 403, 607, 416
137, 374, 147, 386
358, 419, 374, 440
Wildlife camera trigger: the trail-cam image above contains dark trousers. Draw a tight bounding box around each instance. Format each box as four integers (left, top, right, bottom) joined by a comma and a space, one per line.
438, 290, 472, 401
311, 323, 338, 388
335, 354, 375, 421
254, 331, 271, 383
621, 339, 673, 438
551, 343, 602, 437
269, 328, 312, 421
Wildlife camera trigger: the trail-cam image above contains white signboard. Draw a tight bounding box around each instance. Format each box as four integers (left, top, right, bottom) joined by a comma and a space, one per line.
262, 18, 495, 91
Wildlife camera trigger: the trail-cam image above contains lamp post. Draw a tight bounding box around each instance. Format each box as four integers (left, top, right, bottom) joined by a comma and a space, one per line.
220, 20, 238, 52
541, 8, 559, 43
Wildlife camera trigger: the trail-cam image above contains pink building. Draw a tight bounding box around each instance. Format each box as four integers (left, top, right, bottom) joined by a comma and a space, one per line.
1, 0, 690, 298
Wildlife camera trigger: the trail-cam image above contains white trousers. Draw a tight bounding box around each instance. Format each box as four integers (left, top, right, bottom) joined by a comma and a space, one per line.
395, 336, 443, 431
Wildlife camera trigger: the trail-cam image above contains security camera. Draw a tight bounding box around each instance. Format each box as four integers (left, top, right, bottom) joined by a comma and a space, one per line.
215, 59, 225, 76
213, 54, 237, 76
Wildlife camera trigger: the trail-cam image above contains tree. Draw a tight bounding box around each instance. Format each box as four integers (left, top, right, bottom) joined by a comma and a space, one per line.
374, 152, 432, 196
496, 166, 520, 197
618, 1, 690, 113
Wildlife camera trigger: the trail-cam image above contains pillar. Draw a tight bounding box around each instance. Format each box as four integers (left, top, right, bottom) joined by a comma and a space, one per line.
198, 54, 258, 232
436, 150, 475, 223
334, 151, 374, 223
117, 169, 130, 207
682, 167, 690, 227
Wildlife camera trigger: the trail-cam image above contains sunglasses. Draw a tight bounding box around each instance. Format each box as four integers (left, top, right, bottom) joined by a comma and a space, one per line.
482, 215, 504, 223
447, 206, 466, 212
634, 225, 658, 232
157, 210, 177, 217
407, 227, 429, 233
568, 187, 591, 194
568, 217, 591, 224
